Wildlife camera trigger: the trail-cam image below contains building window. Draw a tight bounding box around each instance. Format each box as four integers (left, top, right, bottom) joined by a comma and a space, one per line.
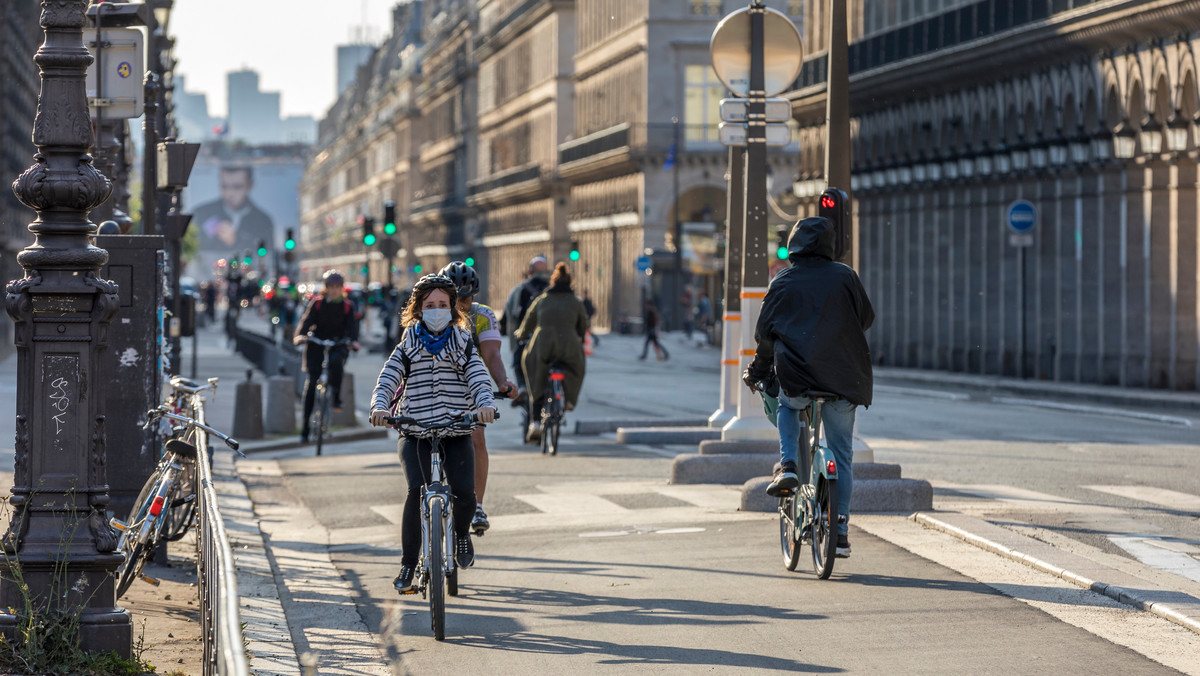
690, 0, 722, 16
684, 65, 724, 145
787, 0, 803, 17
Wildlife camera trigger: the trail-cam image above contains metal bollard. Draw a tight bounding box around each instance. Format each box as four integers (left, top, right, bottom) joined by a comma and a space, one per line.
264, 367, 297, 435
232, 368, 264, 439
332, 372, 357, 427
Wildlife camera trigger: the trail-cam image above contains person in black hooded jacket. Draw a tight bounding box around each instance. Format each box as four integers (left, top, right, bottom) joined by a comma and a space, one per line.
745, 216, 874, 558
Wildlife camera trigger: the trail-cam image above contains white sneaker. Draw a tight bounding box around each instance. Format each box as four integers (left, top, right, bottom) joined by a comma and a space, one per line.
526, 420, 542, 443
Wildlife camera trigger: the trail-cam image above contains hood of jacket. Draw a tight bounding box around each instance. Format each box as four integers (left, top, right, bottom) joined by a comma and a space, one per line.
787, 216, 836, 261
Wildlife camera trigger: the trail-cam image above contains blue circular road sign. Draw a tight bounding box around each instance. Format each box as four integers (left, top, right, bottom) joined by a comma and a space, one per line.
1007, 200, 1037, 232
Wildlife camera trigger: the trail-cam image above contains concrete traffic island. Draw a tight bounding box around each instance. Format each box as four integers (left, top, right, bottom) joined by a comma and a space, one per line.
741, 467, 933, 513
616, 426, 722, 445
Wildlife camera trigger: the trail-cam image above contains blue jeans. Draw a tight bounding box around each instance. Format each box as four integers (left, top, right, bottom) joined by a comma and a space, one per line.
777, 392, 856, 535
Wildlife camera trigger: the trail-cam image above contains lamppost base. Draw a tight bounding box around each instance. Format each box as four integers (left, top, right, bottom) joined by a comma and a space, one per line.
721, 414, 777, 440
708, 408, 736, 428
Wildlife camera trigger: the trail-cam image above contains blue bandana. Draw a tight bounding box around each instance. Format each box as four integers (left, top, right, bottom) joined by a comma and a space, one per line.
414, 322, 452, 357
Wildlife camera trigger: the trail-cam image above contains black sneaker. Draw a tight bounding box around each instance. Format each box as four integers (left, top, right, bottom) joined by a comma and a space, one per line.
299, 431, 309, 445
836, 534, 851, 558
393, 565, 415, 593
471, 506, 490, 533
765, 462, 799, 497
456, 533, 474, 568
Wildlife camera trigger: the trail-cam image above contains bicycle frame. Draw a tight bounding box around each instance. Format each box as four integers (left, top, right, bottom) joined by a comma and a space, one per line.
419, 447, 457, 589
801, 401, 839, 502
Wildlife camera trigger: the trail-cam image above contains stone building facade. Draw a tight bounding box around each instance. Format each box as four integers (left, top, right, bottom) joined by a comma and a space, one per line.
787, 0, 1200, 390
299, 0, 802, 330
0, 2, 42, 360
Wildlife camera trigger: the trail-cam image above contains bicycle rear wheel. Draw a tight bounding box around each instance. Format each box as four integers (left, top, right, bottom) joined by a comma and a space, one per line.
810, 477, 838, 579
115, 538, 151, 599
779, 495, 802, 571
428, 499, 446, 640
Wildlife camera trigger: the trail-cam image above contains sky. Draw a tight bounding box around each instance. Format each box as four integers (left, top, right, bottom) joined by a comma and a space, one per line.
169, 0, 400, 120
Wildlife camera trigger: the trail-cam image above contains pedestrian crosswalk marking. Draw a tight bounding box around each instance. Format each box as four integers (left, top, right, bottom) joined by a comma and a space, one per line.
1082, 485, 1200, 513
514, 493, 629, 515
1108, 535, 1200, 584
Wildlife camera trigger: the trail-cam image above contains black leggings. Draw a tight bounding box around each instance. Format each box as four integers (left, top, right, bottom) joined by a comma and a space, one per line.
302, 345, 348, 432
399, 434, 476, 567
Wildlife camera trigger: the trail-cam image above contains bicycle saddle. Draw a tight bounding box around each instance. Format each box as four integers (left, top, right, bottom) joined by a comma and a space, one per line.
165, 439, 198, 460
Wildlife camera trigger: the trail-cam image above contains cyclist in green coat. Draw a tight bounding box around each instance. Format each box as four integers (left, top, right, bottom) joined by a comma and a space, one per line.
515, 262, 589, 443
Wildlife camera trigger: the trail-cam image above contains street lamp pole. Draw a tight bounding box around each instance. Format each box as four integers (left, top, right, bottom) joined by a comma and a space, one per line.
825, 0, 853, 266
2, 0, 132, 655
723, 0, 775, 440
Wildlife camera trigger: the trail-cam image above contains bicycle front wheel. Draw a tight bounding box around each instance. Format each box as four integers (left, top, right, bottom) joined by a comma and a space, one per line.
428, 500, 446, 640
547, 417, 560, 455
810, 477, 839, 579
779, 495, 802, 571
314, 387, 330, 456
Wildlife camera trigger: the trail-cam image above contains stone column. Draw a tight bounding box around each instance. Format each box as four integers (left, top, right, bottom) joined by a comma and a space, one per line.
1, 0, 132, 656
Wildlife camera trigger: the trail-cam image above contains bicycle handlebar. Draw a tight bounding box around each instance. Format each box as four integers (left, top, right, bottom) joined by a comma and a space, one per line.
383, 410, 500, 430
303, 334, 354, 348
144, 406, 244, 456
169, 375, 219, 396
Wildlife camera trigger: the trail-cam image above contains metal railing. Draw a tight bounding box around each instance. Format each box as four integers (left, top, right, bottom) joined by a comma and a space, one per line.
193, 397, 251, 676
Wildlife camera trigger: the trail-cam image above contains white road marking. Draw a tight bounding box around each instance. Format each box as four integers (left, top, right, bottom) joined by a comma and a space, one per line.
990, 397, 1194, 427
514, 492, 629, 515
875, 384, 969, 400
1109, 536, 1200, 584
1083, 485, 1200, 513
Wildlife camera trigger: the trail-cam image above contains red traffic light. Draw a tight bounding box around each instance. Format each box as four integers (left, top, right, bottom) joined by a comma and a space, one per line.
820, 194, 837, 209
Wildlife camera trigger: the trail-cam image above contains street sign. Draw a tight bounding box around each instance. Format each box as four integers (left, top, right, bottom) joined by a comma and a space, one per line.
83, 28, 144, 119
1007, 200, 1037, 248
710, 6, 804, 97
718, 122, 791, 147
719, 98, 792, 123
636, 255, 652, 272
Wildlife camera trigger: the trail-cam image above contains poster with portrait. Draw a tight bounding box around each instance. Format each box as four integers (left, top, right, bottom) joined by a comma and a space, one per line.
181, 146, 305, 281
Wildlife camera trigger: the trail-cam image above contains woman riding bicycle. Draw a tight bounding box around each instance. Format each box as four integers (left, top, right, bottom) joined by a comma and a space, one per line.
514, 262, 589, 443
368, 274, 497, 593
438, 261, 518, 533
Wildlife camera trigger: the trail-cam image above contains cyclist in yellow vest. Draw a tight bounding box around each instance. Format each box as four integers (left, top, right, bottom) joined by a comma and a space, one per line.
439, 261, 517, 533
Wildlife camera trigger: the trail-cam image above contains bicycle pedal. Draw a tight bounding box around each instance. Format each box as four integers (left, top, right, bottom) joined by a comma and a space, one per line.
139, 574, 161, 587
398, 588, 419, 596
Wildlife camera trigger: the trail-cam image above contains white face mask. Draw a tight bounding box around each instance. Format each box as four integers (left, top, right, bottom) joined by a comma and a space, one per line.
422, 308, 452, 333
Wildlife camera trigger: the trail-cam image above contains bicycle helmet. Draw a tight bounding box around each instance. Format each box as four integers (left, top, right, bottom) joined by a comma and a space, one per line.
411, 274, 458, 304
438, 261, 479, 298
322, 270, 345, 286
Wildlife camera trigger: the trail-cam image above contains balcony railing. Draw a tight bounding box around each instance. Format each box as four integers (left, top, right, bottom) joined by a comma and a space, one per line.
559, 122, 784, 166
468, 163, 542, 196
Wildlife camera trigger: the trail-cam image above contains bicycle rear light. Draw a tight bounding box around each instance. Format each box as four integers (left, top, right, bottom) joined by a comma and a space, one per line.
550, 373, 566, 381
149, 496, 166, 516
827, 460, 837, 475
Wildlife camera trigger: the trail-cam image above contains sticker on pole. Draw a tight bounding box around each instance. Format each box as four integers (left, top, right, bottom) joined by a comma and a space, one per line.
1007, 200, 1036, 247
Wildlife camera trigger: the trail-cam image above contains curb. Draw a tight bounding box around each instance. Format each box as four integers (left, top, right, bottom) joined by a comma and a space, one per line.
575, 418, 711, 435
616, 426, 722, 445
914, 512, 1200, 636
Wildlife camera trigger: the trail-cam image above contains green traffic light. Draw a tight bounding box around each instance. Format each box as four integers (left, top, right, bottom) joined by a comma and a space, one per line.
776, 246, 788, 260
414, 264, 423, 274
361, 266, 369, 275
569, 250, 580, 262
285, 239, 295, 250
384, 222, 396, 235
257, 247, 267, 257
243, 256, 252, 265
363, 233, 377, 246
464, 257, 475, 267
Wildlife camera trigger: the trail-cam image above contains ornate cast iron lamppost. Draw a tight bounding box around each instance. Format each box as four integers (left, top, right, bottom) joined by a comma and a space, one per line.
2, 0, 132, 656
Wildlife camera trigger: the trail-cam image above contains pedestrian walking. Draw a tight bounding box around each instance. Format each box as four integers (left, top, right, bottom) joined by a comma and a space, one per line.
694, 291, 712, 345
638, 299, 669, 361
582, 289, 599, 347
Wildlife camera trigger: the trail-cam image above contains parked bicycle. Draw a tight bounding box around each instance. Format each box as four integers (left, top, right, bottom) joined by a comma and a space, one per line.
160, 375, 219, 541
301, 334, 353, 455
384, 409, 497, 641
760, 384, 843, 579
539, 362, 567, 456
112, 404, 241, 598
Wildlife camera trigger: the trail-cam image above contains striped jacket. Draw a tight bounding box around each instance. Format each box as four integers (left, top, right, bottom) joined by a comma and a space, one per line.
370, 324, 496, 438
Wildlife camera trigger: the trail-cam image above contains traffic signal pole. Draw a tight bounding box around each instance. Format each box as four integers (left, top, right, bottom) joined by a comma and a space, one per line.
825, 0, 853, 267
710, 147, 744, 429
722, 1, 775, 440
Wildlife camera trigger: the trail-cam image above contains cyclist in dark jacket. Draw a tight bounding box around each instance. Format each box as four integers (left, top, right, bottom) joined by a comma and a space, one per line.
745, 216, 874, 558
294, 270, 361, 443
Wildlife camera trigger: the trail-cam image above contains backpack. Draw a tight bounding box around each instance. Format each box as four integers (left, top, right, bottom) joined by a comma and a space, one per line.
314, 297, 352, 314
387, 330, 476, 409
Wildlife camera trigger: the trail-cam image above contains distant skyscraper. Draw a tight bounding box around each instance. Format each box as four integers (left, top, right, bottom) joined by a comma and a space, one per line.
173, 75, 219, 141
337, 44, 374, 96
227, 69, 282, 145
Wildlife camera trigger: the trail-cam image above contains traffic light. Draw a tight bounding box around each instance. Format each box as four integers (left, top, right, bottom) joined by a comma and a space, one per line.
285, 228, 296, 250
256, 239, 268, 257
569, 241, 580, 262
361, 216, 376, 246
776, 228, 789, 260
242, 249, 252, 265
361, 265, 369, 275
413, 264, 423, 274
819, 187, 850, 262
464, 256, 476, 267
383, 201, 397, 236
